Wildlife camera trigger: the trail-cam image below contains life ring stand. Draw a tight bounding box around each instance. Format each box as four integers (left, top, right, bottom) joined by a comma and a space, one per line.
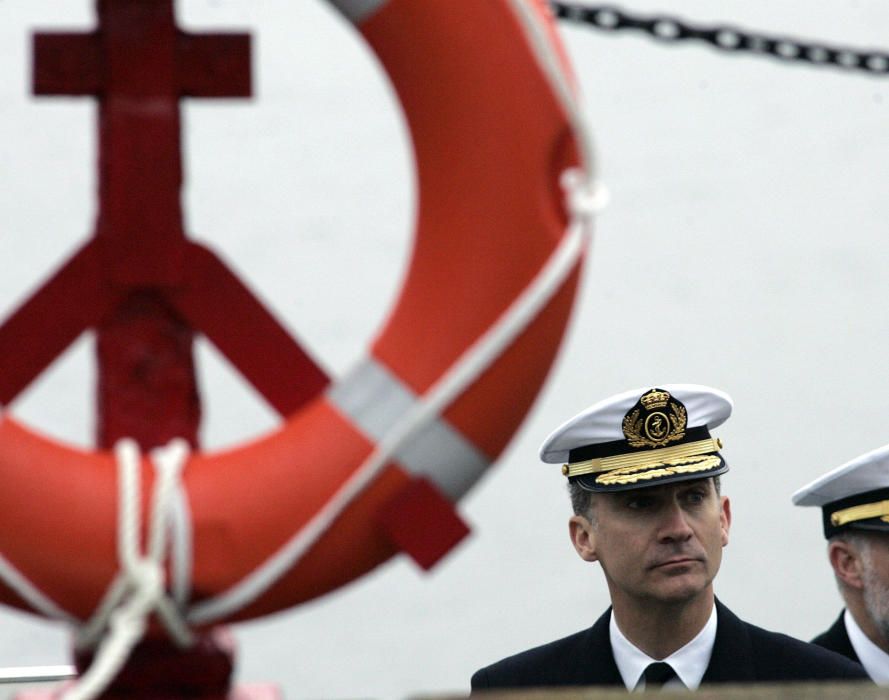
0, 0, 595, 634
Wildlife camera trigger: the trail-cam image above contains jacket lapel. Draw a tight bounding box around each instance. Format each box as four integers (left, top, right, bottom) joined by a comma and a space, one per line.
701, 599, 757, 683
820, 610, 860, 663
571, 608, 624, 685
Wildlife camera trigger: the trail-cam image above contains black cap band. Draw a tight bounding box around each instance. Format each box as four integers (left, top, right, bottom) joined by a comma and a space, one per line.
822, 487, 889, 538
567, 426, 712, 463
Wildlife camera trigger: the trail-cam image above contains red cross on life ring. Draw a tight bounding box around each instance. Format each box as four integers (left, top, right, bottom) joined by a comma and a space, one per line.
0, 0, 592, 628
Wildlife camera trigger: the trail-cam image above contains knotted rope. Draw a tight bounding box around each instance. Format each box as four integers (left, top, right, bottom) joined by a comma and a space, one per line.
63, 439, 194, 700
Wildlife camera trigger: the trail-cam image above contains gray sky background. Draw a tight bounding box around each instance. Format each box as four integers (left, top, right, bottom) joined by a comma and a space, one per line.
2, 1, 889, 698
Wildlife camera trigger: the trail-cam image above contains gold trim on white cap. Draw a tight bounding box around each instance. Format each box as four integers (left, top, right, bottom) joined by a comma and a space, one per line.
562, 437, 723, 478
595, 455, 721, 486
830, 499, 889, 527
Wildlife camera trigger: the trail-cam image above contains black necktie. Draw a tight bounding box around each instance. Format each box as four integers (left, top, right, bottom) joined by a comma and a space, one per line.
642, 661, 679, 689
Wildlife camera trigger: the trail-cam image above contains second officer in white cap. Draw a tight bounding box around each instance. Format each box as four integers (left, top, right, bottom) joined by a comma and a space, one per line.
794, 443, 889, 683
472, 385, 867, 691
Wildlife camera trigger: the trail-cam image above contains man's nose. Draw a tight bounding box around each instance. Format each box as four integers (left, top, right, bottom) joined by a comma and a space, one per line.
658, 501, 693, 542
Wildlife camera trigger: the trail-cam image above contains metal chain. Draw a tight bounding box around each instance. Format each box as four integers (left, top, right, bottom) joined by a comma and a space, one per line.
552, 2, 889, 77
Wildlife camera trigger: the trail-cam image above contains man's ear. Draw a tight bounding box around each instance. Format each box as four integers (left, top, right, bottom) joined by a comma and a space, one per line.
829, 539, 865, 590
720, 495, 731, 547
569, 515, 598, 562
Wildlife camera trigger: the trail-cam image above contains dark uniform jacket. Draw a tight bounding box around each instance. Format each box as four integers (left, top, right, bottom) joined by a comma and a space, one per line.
471, 599, 868, 690
812, 610, 860, 664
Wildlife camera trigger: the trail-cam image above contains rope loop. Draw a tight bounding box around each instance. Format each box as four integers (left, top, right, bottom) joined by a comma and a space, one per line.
561, 167, 609, 221
64, 439, 194, 700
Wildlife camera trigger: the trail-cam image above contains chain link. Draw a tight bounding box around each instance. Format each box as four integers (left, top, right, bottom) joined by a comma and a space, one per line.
552, 2, 889, 77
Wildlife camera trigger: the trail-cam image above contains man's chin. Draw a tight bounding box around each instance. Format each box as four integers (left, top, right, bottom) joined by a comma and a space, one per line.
647, 575, 711, 604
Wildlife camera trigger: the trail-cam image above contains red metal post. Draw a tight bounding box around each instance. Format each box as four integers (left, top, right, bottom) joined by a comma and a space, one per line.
11, 0, 327, 419
34, 2, 246, 696
0, 0, 331, 693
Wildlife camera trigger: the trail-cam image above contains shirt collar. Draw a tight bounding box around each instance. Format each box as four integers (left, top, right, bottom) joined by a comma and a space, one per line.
844, 609, 889, 684
609, 603, 718, 691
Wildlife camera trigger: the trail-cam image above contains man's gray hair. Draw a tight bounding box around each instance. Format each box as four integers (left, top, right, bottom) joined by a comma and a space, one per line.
568, 480, 594, 519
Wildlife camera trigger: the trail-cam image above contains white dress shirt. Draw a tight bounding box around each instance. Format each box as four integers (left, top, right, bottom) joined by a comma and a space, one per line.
845, 609, 889, 685
610, 604, 718, 691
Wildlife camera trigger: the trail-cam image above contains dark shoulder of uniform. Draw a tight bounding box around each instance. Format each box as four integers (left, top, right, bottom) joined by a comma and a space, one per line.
471, 626, 608, 690
744, 621, 869, 682
810, 612, 859, 663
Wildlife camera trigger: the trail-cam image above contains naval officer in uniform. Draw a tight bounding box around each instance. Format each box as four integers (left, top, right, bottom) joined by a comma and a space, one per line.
472, 385, 867, 691
794, 443, 889, 683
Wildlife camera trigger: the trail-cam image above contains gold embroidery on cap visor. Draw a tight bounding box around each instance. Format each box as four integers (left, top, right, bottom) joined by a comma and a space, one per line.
562, 437, 723, 478
595, 454, 722, 486
830, 499, 889, 527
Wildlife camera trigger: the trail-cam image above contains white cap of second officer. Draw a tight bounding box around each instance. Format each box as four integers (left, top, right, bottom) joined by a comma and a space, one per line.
793, 443, 889, 538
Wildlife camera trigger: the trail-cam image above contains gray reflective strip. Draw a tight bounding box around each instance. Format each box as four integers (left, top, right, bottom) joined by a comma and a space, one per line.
327, 357, 491, 500
327, 0, 389, 24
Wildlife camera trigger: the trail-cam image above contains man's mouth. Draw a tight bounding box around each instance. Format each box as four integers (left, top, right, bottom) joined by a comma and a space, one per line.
650, 556, 701, 570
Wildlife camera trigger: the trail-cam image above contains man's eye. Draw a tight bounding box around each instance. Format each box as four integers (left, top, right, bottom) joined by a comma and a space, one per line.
686, 491, 706, 504
627, 498, 653, 510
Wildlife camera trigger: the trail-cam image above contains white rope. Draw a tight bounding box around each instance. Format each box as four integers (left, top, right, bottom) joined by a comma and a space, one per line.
186, 3, 602, 626
65, 439, 194, 700
505, 0, 604, 202
0, 552, 78, 624
188, 169, 598, 626
0, 0, 604, 645
169, 484, 194, 608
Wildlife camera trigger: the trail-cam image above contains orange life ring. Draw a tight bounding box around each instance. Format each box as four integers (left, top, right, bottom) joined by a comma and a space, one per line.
0, 0, 589, 627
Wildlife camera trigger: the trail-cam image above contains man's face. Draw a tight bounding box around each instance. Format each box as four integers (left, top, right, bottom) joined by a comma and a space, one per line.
570, 478, 731, 607
859, 535, 889, 641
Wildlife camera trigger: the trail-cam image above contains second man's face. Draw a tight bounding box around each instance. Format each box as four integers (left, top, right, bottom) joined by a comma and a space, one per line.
572, 478, 731, 607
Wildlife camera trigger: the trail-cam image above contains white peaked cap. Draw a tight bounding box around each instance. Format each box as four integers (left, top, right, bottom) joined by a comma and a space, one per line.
540, 384, 733, 464
793, 443, 889, 538
539, 384, 733, 493
793, 443, 889, 507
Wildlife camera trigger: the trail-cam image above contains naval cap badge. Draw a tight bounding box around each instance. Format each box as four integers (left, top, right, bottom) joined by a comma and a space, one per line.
622, 388, 687, 449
